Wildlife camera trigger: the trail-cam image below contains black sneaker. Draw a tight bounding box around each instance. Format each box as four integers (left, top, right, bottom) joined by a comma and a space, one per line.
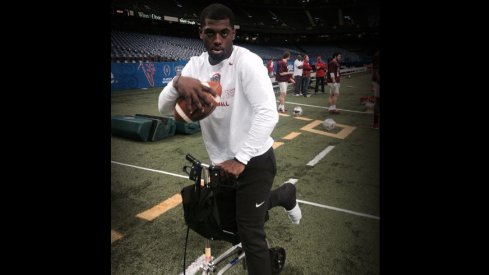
278, 183, 302, 224
270, 247, 286, 275
280, 182, 297, 210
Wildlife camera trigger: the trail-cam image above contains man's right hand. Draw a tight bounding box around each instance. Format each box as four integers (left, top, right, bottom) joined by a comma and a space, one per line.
175, 76, 217, 114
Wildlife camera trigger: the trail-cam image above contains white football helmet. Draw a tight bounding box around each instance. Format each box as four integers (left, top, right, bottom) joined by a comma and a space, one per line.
322, 118, 336, 130
293, 106, 303, 117
365, 102, 375, 109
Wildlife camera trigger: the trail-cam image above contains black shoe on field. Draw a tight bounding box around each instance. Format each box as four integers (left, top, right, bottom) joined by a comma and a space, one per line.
270, 247, 286, 275
280, 183, 302, 224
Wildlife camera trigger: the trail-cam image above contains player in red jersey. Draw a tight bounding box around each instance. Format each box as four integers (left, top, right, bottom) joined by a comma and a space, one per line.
326, 52, 342, 114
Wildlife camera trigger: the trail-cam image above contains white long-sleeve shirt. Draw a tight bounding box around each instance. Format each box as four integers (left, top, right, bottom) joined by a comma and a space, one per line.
158, 46, 278, 165
293, 59, 303, 77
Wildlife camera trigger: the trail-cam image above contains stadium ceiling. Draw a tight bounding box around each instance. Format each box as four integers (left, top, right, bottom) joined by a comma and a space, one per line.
112, 0, 379, 41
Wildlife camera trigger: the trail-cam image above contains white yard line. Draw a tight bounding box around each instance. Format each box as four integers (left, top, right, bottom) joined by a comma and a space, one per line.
283, 100, 369, 114
111, 161, 379, 220
297, 199, 379, 220
111, 161, 188, 178
307, 145, 335, 166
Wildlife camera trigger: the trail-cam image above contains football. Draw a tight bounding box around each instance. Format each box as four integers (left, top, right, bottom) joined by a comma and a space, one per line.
174, 81, 222, 123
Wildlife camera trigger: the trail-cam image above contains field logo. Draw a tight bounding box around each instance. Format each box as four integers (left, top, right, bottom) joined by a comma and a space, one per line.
138, 62, 156, 87
111, 72, 117, 84
174, 65, 184, 75
163, 64, 171, 77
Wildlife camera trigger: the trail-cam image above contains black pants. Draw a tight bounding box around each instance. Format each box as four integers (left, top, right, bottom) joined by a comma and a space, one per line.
294, 75, 303, 94
315, 76, 325, 93
235, 147, 276, 275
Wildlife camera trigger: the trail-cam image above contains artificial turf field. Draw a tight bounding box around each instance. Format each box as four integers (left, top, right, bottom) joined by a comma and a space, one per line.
111, 71, 379, 274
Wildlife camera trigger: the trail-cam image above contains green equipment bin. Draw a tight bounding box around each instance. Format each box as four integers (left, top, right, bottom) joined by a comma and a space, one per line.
175, 120, 201, 134
158, 115, 201, 134
111, 115, 153, 141
134, 114, 176, 141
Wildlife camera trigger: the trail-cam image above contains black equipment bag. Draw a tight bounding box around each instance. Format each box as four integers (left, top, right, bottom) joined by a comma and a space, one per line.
181, 184, 239, 244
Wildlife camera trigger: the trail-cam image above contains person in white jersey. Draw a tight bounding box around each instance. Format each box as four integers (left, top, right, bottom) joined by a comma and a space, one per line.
158, 3, 301, 274
293, 55, 303, 96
